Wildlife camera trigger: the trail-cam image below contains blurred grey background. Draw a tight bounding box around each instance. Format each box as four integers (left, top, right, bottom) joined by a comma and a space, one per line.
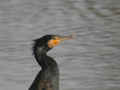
0, 0, 120, 90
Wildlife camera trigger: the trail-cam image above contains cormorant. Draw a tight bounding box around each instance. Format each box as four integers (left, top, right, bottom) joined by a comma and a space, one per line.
29, 34, 73, 90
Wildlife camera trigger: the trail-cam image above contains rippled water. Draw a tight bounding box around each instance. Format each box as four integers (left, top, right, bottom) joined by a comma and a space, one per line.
0, 0, 120, 90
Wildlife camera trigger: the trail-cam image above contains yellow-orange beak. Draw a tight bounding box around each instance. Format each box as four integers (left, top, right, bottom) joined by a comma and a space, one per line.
48, 33, 75, 48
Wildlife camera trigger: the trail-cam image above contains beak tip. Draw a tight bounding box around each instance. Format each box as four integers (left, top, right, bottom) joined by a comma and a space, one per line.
71, 33, 76, 39
59, 33, 76, 40
68, 33, 76, 40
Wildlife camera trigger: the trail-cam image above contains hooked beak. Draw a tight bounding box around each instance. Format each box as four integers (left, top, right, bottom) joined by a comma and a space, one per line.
48, 33, 75, 48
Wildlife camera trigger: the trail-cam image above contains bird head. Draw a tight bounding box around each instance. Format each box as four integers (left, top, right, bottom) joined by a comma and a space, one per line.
33, 34, 75, 52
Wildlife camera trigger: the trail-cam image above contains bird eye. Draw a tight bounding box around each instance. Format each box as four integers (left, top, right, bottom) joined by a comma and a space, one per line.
52, 37, 57, 40
52, 37, 56, 40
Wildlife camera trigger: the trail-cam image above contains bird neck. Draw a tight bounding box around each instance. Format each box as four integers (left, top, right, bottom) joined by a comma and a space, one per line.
33, 46, 53, 69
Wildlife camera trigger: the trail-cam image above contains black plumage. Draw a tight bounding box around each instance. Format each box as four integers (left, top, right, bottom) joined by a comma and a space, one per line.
29, 35, 59, 90
29, 34, 73, 90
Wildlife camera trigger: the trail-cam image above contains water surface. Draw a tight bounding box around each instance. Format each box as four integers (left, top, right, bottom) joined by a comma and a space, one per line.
0, 0, 120, 90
